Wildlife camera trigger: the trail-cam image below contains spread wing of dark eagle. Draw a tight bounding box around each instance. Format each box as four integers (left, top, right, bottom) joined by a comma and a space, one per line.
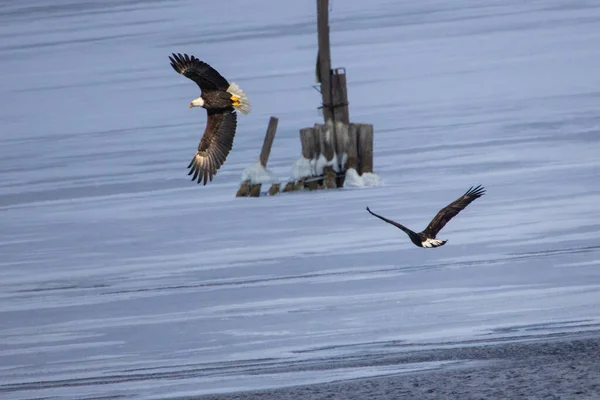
421, 185, 486, 237
169, 53, 229, 91
366, 207, 411, 232
187, 110, 237, 185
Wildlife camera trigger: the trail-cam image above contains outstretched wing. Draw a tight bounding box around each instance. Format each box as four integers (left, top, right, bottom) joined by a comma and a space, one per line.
187, 110, 237, 185
366, 207, 412, 232
169, 53, 230, 92
421, 185, 486, 237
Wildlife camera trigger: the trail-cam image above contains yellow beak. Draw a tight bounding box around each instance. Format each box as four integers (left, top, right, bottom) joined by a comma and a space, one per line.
189, 104, 193, 108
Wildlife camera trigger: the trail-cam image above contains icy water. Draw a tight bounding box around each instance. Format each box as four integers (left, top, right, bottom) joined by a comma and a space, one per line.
1, 1, 600, 399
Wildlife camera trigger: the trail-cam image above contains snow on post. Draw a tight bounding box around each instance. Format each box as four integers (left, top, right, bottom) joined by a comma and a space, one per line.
236, 117, 281, 198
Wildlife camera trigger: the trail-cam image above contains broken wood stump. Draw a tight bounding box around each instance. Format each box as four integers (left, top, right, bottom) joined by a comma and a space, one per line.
323, 166, 336, 188
347, 123, 359, 171
235, 180, 251, 197
237, 116, 280, 197
334, 121, 349, 172
249, 183, 261, 197
300, 127, 316, 159
357, 123, 374, 175
268, 183, 281, 196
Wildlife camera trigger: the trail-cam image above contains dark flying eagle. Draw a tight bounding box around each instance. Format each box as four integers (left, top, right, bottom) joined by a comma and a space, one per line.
169, 53, 251, 185
366, 185, 486, 248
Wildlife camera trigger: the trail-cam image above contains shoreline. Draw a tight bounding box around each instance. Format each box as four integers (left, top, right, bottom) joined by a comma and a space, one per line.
192, 330, 600, 400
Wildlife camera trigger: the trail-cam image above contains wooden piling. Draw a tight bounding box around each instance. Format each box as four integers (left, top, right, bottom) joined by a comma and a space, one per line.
357, 124, 374, 175
331, 69, 349, 125
300, 127, 316, 160
249, 183, 262, 197
313, 124, 322, 159
317, 0, 333, 124
259, 117, 279, 168
323, 166, 336, 188
334, 121, 348, 170
236, 180, 251, 197
283, 181, 295, 192
317, 123, 335, 162
347, 123, 359, 171
268, 183, 281, 196
305, 179, 322, 191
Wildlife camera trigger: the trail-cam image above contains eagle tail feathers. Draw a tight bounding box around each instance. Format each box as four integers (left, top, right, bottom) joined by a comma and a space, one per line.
422, 238, 448, 248
227, 82, 251, 115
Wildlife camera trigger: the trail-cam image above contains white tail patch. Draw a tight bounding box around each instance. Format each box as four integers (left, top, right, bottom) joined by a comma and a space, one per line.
422, 238, 447, 248
227, 82, 251, 115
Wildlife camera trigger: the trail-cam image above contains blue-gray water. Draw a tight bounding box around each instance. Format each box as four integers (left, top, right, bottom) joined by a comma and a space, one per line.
2, 1, 600, 399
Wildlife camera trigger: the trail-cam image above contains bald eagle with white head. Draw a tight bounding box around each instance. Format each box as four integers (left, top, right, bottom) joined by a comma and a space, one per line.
169, 53, 251, 185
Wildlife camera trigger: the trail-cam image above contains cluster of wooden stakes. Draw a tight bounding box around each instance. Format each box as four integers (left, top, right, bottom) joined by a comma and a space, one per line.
236, 0, 375, 198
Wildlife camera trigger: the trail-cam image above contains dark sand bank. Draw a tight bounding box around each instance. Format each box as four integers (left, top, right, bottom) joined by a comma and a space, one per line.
193, 331, 600, 400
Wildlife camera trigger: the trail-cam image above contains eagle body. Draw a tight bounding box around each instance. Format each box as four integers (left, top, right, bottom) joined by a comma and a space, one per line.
191, 90, 239, 112
169, 53, 251, 185
366, 185, 486, 249
198, 91, 237, 111
403, 230, 447, 249
369, 218, 446, 248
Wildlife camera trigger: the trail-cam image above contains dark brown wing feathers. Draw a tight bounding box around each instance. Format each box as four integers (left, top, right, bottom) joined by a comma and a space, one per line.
366, 207, 415, 234
187, 110, 237, 185
169, 53, 229, 91
422, 185, 485, 237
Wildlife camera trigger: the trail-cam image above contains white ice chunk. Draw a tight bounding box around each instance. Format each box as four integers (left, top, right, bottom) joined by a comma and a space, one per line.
343, 168, 382, 188
241, 162, 280, 185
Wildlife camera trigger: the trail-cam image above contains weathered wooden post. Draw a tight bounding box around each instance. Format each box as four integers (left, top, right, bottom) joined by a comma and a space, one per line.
317, 1, 353, 183
317, 0, 333, 124
236, 116, 280, 197
347, 124, 359, 171
330, 68, 349, 125
268, 183, 281, 196
235, 180, 251, 197
312, 125, 322, 160
357, 124, 374, 175
317, 124, 335, 162
248, 182, 262, 197
260, 116, 278, 169
300, 127, 316, 160
335, 122, 349, 167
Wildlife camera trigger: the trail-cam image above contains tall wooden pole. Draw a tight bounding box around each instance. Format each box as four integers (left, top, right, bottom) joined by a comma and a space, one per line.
317, 0, 333, 124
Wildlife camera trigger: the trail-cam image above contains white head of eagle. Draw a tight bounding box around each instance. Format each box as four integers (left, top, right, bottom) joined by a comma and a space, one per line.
190, 96, 204, 108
